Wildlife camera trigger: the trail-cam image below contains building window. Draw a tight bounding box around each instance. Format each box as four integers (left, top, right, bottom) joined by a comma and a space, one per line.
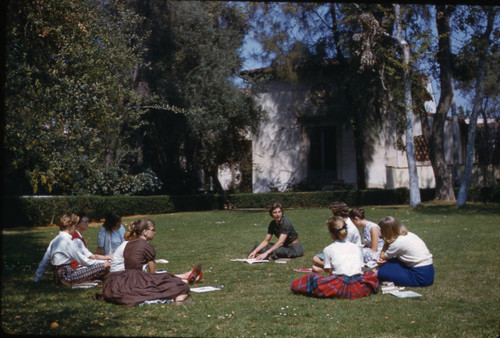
414, 135, 430, 162
309, 127, 337, 178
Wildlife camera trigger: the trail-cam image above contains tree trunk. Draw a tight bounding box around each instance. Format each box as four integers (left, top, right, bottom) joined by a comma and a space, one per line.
394, 4, 421, 207
457, 8, 495, 207
450, 83, 461, 187
429, 5, 455, 201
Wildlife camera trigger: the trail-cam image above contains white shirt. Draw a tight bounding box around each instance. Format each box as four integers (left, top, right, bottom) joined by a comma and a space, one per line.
110, 241, 128, 272
97, 225, 126, 255
34, 231, 101, 282
73, 231, 93, 258
109, 241, 150, 272
385, 232, 433, 268
323, 239, 363, 276
346, 218, 362, 247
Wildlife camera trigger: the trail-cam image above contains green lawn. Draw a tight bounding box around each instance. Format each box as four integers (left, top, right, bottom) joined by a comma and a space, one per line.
2, 203, 499, 336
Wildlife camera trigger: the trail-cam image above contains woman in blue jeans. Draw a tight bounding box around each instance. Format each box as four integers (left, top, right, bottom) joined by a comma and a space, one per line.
376, 216, 434, 287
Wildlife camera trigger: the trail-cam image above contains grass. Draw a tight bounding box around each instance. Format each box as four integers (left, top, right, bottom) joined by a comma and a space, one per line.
2, 202, 499, 336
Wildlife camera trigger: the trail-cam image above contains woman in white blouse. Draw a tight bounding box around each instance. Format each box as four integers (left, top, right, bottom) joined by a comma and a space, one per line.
376, 216, 434, 287
34, 214, 110, 286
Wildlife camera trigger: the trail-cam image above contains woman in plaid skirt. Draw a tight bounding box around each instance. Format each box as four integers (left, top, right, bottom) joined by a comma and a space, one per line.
291, 216, 379, 299
34, 214, 110, 286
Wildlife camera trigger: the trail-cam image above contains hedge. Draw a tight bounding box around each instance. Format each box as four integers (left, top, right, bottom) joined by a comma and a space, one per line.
2, 187, 498, 227
1, 194, 226, 228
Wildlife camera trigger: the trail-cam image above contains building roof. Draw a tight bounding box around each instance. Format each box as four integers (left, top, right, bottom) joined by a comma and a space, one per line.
239, 58, 340, 79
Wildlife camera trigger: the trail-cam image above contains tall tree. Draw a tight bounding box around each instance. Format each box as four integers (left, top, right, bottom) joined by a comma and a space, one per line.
394, 4, 421, 207
351, 3, 423, 206
456, 6, 497, 207
419, 5, 456, 201
129, 1, 262, 194
5, 0, 160, 195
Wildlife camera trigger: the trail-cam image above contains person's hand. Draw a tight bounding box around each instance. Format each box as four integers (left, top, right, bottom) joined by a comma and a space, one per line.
255, 252, 268, 261
104, 261, 111, 269
376, 257, 386, 265
248, 252, 256, 259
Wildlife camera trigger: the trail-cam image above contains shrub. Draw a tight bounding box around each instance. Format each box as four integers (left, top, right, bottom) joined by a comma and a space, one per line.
2, 187, 498, 227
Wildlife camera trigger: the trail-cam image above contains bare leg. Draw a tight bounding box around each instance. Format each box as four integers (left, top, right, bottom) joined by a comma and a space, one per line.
175, 294, 188, 302
312, 255, 325, 273
175, 272, 191, 284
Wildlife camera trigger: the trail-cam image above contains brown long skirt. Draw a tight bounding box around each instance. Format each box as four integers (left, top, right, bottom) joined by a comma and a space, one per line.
101, 269, 190, 307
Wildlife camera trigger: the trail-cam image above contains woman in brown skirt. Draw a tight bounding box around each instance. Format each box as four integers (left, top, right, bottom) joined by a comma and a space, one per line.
100, 218, 200, 306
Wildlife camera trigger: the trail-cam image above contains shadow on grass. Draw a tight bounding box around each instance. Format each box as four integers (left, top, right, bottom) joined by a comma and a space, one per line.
412, 202, 500, 216
2, 230, 50, 267
230, 209, 266, 213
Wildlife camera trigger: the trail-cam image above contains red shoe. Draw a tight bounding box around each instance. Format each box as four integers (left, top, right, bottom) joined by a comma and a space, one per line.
188, 263, 202, 284
194, 270, 203, 283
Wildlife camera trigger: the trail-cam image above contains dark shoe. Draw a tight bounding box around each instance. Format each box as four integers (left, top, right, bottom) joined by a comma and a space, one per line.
188, 263, 202, 284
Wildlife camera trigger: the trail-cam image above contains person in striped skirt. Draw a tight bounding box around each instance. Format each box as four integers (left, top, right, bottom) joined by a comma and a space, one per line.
34, 214, 110, 286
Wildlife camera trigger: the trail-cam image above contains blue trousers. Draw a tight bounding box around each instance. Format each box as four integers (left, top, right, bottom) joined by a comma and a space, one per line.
378, 259, 434, 287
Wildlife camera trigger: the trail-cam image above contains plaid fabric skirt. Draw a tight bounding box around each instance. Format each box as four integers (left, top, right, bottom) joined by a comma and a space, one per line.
290, 271, 379, 299
54, 263, 107, 287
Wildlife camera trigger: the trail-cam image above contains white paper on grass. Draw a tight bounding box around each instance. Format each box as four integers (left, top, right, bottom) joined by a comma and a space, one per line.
72, 282, 98, 289
230, 258, 269, 264
190, 286, 222, 293
388, 290, 422, 298
138, 299, 175, 306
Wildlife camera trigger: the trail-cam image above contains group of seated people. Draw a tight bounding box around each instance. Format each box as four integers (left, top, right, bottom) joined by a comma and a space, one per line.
34, 213, 202, 306
248, 201, 434, 299
34, 201, 434, 305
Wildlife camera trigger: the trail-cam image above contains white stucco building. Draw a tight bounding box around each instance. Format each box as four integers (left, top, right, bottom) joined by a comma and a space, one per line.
240, 61, 465, 193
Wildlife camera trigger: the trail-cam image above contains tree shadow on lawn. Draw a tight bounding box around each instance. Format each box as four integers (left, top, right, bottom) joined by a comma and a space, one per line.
1, 229, 60, 284
412, 203, 500, 216
2, 278, 116, 335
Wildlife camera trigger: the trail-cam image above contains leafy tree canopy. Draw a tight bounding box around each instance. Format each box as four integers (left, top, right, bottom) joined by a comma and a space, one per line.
5, 0, 161, 195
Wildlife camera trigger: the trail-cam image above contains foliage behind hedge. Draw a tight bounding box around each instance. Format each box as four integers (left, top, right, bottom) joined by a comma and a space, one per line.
2, 187, 498, 227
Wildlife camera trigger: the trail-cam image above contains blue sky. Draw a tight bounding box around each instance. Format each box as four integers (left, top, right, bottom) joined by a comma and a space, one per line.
236, 4, 498, 115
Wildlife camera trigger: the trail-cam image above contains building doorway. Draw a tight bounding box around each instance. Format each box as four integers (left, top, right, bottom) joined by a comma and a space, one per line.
309, 126, 337, 180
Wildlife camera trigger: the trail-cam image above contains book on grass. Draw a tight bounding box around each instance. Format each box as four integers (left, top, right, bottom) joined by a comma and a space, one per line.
230, 258, 269, 264
72, 282, 98, 289
381, 282, 405, 294
389, 290, 422, 298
